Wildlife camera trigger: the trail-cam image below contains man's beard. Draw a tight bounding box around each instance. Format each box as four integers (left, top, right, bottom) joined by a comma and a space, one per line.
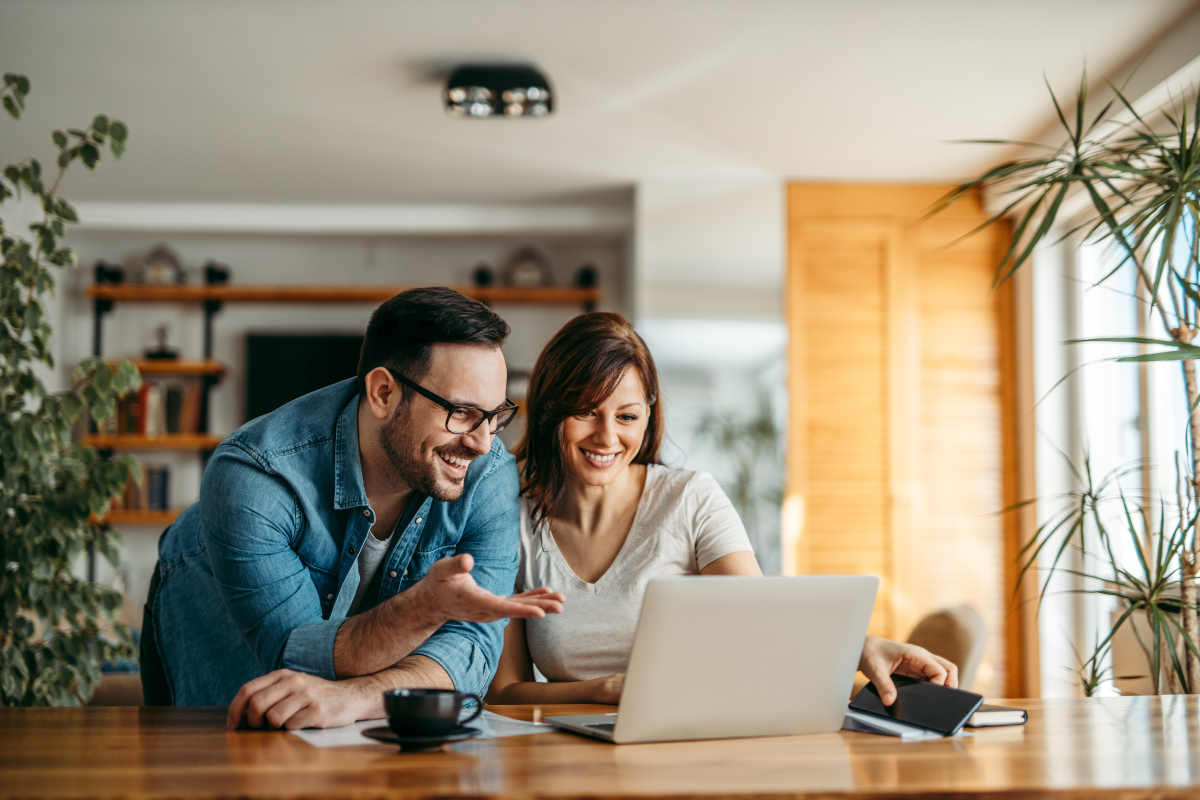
380, 406, 477, 502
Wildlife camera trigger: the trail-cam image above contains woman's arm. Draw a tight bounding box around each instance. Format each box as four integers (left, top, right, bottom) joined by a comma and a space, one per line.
699, 550, 762, 576
486, 618, 625, 705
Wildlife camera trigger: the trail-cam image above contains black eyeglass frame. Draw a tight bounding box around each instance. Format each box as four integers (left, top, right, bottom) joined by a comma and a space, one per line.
387, 369, 519, 434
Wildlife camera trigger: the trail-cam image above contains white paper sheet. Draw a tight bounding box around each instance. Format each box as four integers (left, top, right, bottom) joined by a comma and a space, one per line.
291, 710, 552, 748
841, 709, 956, 741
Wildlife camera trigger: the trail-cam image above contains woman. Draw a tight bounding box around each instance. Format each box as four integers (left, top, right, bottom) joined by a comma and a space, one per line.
487, 313, 955, 706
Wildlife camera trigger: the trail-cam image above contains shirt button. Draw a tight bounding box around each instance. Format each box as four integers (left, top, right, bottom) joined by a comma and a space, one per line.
414, 517, 422, 524
349, 546, 356, 555
326, 593, 333, 600
363, 509, 370, 517
403, 569, 409, 577
389, 570, 397, 578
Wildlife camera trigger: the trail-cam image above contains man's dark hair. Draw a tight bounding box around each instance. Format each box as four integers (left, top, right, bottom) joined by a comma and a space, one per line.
356, 287, 510, 398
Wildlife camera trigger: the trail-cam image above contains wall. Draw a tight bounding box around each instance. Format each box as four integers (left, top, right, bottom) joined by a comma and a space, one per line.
634, 177, 787, 573
58, 223, 629, 627
785, 184, 1023, 698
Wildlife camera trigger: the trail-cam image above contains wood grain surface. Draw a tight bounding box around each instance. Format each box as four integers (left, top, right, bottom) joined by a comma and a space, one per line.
2, 697, 1199, 799
81, 434, 225, 451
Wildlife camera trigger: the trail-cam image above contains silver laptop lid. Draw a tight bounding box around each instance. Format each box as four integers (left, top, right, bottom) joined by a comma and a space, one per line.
613, 575, 878, 744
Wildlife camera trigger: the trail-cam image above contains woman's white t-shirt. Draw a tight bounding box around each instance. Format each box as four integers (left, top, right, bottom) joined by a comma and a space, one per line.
515, 464, 754, 682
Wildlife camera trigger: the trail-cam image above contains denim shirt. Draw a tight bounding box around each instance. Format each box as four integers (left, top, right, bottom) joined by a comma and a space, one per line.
150, 379, 520, 706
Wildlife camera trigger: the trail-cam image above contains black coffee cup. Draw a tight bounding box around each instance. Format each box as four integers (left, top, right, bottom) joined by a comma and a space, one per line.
384, 688, 483, 736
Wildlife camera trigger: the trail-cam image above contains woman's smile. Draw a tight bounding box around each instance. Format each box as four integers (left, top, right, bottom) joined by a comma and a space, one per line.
581, 448, 622, 468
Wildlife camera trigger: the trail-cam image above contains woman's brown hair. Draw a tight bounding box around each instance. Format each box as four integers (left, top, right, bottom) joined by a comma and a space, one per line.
514, 312, 664, 523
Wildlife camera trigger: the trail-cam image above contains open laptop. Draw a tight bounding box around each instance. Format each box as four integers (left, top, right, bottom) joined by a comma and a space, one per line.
546, 574, 878, 744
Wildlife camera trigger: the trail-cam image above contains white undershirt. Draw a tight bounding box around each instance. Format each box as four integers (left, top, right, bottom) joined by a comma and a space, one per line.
350, 526, 393, 614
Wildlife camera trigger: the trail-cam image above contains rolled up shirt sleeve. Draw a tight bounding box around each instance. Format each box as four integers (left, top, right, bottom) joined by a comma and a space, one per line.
413, 446, 520, 697
200, 443, 343, 679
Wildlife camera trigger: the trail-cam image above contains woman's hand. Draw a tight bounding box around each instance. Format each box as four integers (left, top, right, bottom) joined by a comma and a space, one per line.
591, 674, 625, 704
858, 636, 958, 706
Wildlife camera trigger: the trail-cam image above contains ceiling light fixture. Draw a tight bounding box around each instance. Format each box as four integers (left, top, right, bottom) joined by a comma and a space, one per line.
445, 65, 553, 119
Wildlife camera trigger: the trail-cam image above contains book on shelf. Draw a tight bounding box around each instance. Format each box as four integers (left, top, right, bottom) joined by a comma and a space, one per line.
109, 460, 170, 512
110, 379, 205, 436
166, 385, 183, 434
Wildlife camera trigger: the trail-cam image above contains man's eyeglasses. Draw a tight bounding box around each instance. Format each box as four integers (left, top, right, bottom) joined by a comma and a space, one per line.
388, 370, 519, 435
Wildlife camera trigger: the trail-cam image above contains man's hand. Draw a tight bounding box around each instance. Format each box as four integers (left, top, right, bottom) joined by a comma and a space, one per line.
421, 553, 565, 624
227, 669, 366, 731
858, 636, 958, 706
332, 553, 565, 680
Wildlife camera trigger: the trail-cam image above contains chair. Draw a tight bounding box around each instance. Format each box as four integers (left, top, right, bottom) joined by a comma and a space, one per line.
905, 604, 988, 692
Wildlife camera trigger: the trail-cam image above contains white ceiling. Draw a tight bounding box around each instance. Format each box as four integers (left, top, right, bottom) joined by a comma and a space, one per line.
0, 0, 1192, 205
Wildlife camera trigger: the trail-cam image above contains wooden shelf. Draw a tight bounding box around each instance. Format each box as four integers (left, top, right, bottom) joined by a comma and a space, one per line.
82, 434, 224, 451
109, 358, 227, 377
94, 508, 182, 526
87, 284, 600, 306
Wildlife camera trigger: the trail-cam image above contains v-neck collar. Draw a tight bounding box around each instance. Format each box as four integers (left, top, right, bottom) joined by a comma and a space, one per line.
537, 465, 655, 592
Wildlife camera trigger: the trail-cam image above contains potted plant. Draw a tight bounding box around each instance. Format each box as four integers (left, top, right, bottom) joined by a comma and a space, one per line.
932, 74, 1199, 693
0, 73, 141, 705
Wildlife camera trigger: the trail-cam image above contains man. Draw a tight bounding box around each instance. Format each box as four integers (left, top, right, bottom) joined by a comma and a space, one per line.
140, 287, 564, 729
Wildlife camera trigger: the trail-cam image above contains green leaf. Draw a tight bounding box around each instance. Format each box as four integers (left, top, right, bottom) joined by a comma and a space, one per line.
1067, 336, 1200, 351
57, 151, 71, 170
79, 144, 99, 171
110, 141, 124, 160
51, 130, 67, 149
109, 121, 127, 143
36, 227, 56, 255
54, 199, 78, 222
1117, 351, 1200, 363
3, 96, 18, 120
91, 115, 108, 136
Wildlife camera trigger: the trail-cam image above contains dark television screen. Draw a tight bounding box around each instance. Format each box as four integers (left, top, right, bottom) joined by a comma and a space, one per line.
246, 333, 364, 421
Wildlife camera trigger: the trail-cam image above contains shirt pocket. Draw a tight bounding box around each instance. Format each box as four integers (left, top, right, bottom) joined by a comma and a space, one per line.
402, 544, 457, 586
303, 562, 339, 619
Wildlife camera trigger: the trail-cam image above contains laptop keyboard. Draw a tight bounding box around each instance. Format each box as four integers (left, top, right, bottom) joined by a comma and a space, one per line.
585, 723, 617, 732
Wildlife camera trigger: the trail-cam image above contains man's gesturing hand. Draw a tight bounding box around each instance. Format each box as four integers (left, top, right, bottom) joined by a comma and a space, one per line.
422, 553, 565, 624
858, 635, 959, 706
227, 669, 365, 730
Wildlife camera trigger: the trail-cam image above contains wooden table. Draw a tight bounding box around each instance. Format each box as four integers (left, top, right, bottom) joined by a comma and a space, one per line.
2, 697, 1199, 799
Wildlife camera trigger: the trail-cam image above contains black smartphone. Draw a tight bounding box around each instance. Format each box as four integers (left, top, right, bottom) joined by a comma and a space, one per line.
849, 674, 984, 736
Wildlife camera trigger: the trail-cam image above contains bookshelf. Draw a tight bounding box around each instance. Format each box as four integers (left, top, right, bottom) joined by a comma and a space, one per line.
116, 359, 227, 377
83, 434, 225, 451
87, 284, 601, 307
95, 508, 182, 526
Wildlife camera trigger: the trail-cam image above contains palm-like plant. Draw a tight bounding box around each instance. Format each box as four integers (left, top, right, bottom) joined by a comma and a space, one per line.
1026, 458, 1189, 693
932, 73, 1200, 692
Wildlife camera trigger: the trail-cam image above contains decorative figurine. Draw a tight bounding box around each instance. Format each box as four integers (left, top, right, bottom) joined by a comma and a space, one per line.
135, 243, 186, 285
204, 260, 231, 285
144, 324, 179, 360
501, 246, 554, 287
472, 262, 495, 287
575, 264, 597, 288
